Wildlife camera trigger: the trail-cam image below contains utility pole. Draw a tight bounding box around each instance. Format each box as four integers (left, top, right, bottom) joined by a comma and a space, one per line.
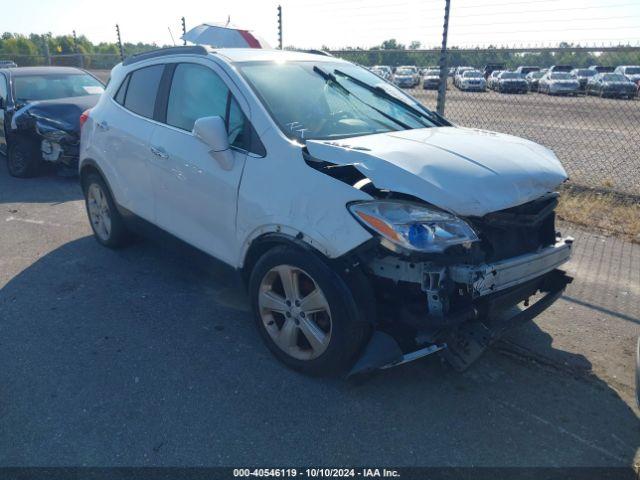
277, 5, 283, 50
115, 24, 124, 61
181, 17, 187, 45
436, 0, 451, 116
43, 35, 51, 66
72, 30, 84, 68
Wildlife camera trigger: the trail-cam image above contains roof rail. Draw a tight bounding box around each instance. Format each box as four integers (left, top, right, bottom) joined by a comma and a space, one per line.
122, 46, 209, 66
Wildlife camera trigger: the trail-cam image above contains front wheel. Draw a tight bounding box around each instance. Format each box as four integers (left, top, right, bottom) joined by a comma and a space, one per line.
7, 136, 41, 178
249, 246, 370, 376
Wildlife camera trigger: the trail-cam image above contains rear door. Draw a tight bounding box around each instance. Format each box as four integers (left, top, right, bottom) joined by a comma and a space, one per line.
0, 73, 7, 154
147, 60, 256, 265
97, 64, 164, 221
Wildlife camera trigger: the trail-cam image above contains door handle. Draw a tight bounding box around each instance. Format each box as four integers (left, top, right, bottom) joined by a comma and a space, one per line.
96, 120, 109, 131
150, 145, 169, 159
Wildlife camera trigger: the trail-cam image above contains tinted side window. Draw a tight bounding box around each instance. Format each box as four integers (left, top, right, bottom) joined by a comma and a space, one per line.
167, 63, 229, 131
123, 65, 163, 118
114, 75, 129, 105
227, 96, 247, 149
0, 74, 7, 101
166, 63, 264, 156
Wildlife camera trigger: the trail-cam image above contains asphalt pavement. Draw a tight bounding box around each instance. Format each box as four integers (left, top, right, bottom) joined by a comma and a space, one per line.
0, 159, 638, 468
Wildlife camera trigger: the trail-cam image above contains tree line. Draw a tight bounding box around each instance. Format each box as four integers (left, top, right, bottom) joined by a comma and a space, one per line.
0, 32, 168, 69
2, 32, 639, 70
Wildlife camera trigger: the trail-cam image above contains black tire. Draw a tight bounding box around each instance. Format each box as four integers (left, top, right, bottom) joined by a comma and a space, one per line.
249, 245, 371, 376
82, 172, 131, 248
7, 136, 41, 178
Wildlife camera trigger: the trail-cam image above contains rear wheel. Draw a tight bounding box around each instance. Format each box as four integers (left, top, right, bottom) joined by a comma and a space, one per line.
83, 173, 131, 248
249, 246, 370, 376
7, 137, 41, 178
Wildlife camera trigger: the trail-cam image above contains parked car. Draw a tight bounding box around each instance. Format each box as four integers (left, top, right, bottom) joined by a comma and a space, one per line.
614, 65, 640, 83
453, 66, 474, 86
80, 46, 573, 377
487, 70, 504, 90
0, 60, 18, 68
495, 71, 528, 93
371, 65, 392, 81
515, 66, 540, 76
393, 66, 419, 88
456, 70, 486, 91
525, 71, 545, 91
586, 73, 637, 99
0, 66, 104, 177
588, 65, 614, 73
421, 66, 439, 75
538, 72, 580, 96
570, 68, 598, 92
548, 65, 573, 74
453, 67, 475, 88
422, 69, 441, 90
483, 63, 505, 79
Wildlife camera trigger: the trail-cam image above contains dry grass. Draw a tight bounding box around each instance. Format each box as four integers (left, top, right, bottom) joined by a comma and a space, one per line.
557, 187, 640, 243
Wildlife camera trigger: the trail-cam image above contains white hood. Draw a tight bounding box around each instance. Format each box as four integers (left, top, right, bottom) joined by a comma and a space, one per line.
306, 127, 567, 217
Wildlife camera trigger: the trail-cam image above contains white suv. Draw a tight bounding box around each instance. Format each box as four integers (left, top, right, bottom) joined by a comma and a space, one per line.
80, 46, 573, 376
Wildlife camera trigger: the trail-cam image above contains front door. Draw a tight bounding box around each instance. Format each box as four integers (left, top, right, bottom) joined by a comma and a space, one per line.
148, 61, 251, 266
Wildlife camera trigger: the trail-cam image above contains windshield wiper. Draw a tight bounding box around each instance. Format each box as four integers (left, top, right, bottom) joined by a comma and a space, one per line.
312, 65, 411, 130
333, 69, 449, 126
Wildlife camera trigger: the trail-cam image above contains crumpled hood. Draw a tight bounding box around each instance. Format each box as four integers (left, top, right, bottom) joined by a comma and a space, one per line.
12, 95, 100, 133
306, 127, 568, 217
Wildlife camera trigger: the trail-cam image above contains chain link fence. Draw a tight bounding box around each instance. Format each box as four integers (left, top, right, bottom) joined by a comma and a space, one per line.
332, 46, 640, 197
3, 46, 639, 196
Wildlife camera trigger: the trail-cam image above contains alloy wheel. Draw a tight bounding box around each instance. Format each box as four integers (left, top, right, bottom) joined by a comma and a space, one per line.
258, 265, 332, 360
87, 183, 112, 242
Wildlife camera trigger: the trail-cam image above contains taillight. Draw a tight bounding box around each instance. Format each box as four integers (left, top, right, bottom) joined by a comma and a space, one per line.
79, 109, 91, 129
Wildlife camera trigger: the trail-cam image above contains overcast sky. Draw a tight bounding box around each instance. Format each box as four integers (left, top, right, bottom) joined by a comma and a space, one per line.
3, 0, 640, 49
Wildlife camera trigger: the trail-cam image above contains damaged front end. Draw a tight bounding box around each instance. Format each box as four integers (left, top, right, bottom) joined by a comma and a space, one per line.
304, 151, 573, 376
346, 192, 573, 376
11, 94, 99, 171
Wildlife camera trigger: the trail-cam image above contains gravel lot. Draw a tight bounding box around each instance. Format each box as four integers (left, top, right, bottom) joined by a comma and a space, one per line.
0, 159, 638, 469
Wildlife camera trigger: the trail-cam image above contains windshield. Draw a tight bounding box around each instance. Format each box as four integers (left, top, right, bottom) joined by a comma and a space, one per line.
239, 61, 439, 141
602, 74, 628, 82
499, 72, 521, 79
395, 68, 414, 75
625, 67, 640, 74
463, 71, 483, 78
549, 73, 574, 80
13, 73, 104, 102
575, 69, 596, 76
529, 72, 544, 79
425, 70, 440, 76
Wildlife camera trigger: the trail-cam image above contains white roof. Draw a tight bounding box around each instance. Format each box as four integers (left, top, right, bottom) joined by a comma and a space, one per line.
212, 48, 347, 64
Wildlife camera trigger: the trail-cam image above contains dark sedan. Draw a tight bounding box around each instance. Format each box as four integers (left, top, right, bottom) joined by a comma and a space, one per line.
0, 66, 104, 177
586, 73, 637, 99
570, 68, 597, 92
495, 71, 528, 93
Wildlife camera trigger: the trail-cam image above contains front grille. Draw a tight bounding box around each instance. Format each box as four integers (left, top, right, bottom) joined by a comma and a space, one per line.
467, 195, 558, 262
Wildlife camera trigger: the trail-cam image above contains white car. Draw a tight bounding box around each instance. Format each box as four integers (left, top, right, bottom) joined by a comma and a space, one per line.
613, 65, 640, 83
370, 65, 392, 80
393, 65, 420, 88
455, 70, 486, 91
80, 46, 573, 376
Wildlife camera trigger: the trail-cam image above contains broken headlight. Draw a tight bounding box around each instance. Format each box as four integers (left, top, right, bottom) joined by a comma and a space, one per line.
348, 201, 478, 253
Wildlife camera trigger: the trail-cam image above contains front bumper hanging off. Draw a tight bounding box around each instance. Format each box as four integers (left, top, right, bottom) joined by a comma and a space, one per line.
348, 238, 574, 377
